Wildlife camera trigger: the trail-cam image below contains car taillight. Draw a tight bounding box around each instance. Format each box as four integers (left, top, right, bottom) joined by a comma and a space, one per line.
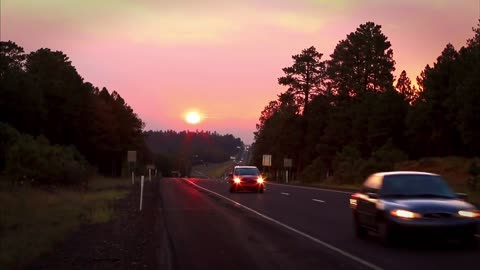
234, 177, 241, 184
257, 177, 264, 184
349, 198, 358, 208
350, 193, 362, 209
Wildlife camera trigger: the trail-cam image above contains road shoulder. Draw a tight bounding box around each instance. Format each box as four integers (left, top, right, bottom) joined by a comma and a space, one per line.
26, 179, 170, 270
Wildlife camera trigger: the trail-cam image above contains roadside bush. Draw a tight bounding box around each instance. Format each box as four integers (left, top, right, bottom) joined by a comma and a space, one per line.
369, 140, 408, 172
467, 160, 480, 191
0, 122, 20, 170
331, 141, 408, 184
300, 157, 327, 183
4, 134, 91, 185
333, 145, 369, 184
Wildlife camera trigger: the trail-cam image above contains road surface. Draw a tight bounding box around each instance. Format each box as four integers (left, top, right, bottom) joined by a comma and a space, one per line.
159, 178, 479, 270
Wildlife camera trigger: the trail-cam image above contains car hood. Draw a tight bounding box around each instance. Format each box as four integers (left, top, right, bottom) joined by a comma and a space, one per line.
384, 198, 475, 213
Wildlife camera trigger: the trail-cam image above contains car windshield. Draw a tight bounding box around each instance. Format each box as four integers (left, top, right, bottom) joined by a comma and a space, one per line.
235, 168, 260, 176
380, 174, 456, 198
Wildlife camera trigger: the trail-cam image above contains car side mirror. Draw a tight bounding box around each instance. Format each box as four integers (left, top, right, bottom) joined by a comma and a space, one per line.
366, 192, 379, 199
456, 193, 468, 200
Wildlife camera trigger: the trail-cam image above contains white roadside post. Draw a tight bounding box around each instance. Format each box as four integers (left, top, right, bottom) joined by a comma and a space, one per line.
146, 164, 155, 181
284, 158, 292, 184
127, 150, 137, 184
139, 175, 144, 211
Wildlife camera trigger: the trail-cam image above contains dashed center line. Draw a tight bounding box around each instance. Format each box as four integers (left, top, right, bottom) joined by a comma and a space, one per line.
281, 192, 290, 196
312, 199, 325, 203
184, 179, 383, 270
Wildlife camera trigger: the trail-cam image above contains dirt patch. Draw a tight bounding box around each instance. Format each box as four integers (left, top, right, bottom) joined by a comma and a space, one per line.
25, 179, 171, 270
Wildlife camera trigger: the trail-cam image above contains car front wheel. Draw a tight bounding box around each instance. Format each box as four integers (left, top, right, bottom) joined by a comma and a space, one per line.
378, 221, 395, 247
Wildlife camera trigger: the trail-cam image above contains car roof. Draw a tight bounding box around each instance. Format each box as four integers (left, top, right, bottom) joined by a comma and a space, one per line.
374, 171, 439, 177
234, 166, 258, 169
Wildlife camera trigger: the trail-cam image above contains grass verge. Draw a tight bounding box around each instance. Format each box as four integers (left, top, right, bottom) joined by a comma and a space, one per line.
0, 176, 130, 270
275, 156, 480, 204
396, 157, 480, 204
273, 181, 359, 192
191, 161, 235, 178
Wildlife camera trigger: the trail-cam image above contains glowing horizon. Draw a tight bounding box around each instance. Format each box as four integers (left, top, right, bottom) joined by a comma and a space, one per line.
2, 0, 478, 144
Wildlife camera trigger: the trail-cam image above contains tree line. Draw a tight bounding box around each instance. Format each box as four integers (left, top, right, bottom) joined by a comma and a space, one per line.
252, 21, 480, 184
0, 41, 147, 185
145, 130, 243, 176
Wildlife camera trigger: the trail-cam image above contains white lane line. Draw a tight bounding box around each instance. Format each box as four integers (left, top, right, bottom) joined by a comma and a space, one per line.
268, 182, 352, 194
183, 179, 383, 270
281, 192, 290, 196
312, 199, 325, 203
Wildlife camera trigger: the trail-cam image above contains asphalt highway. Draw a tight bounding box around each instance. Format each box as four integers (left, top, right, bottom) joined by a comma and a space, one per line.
159, 178, 479, 270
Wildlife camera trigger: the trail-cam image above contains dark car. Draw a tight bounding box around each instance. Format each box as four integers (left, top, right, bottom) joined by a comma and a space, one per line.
228, 166, 264, 193
350, 171, 479, 246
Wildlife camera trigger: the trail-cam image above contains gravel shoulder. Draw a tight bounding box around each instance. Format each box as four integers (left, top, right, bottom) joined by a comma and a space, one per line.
26, 178, 171, 270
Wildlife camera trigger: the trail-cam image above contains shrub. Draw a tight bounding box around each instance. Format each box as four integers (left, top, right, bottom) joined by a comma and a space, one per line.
467, 160, 480, 191
300, 157, 327, 183
369, 140, 408, 172
332, 141, 408, 184
333, 145, 369, 184
4, 134, 91, 185
0, 122, 20, 170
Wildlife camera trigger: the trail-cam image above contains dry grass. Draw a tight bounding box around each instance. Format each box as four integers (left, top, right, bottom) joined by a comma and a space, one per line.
395, 156, 474, 185
191, 161, 235, 178
395, 156, 480, 203
0, 177, 130, 269
278, 157, 480, 204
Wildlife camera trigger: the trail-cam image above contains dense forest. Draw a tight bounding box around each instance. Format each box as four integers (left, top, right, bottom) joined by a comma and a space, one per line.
252, 21, 480, 184
145, 130, 243, 176
0, 41, 148, 184
0, 40, 244, 183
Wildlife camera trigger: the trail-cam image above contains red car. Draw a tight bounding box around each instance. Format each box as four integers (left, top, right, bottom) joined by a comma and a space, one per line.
228, 166, 265, 193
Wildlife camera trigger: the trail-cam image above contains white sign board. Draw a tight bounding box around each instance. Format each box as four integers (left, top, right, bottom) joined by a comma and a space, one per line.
284, 158, 293, 168
262, 154, 272, 167
146, 164, 155, 170
127, 151, 137, 162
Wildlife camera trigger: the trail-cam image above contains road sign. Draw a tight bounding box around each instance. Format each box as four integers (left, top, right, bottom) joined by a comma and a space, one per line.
284, 158, 293, 168
146, 164, 155, 170
262, 155, 272, 167
127, 151, 137, 162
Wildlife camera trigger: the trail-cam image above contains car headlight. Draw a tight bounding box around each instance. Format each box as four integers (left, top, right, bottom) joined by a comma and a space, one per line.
390, 209, 422, 219
458, 210, 480, 218
257, 177, 264, 184
233, 177, 241, 184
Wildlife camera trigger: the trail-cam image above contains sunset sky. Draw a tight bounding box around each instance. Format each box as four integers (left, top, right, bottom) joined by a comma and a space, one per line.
1, 0, 479, 144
